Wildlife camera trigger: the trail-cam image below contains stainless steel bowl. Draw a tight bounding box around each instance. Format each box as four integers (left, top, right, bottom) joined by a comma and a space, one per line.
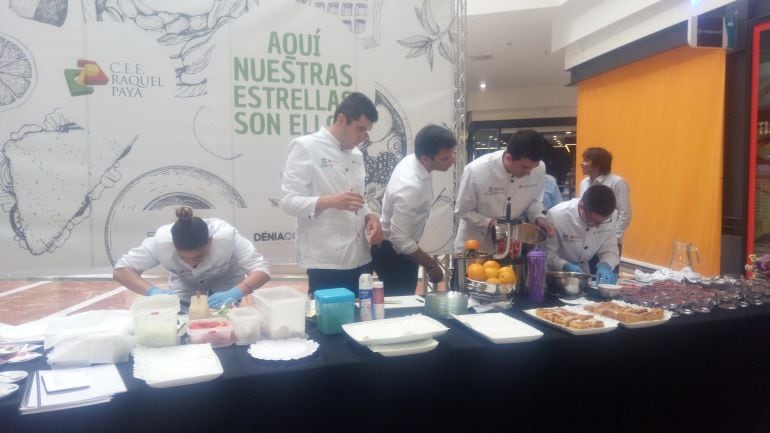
424, 291, 469, 318
546, 271, 591, 298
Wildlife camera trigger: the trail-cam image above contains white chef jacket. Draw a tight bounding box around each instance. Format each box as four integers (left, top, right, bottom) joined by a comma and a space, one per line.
543, 199, 619, 273
579, 173, 631, 242
280, 127, 372, 269
380, 154, 432, 255
114, 218, 270, 303
453, 150, 546, 253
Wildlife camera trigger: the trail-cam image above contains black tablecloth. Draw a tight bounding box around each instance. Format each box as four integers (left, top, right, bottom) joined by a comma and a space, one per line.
3, 297, 770, 433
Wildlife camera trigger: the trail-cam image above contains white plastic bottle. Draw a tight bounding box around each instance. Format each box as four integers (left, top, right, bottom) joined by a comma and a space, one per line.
359, 273, 373, 321
373, 281, 385, 320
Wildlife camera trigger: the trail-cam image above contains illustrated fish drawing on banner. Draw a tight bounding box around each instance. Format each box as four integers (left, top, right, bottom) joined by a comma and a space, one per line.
81, 0, 257, 98
0, 109, 137, 255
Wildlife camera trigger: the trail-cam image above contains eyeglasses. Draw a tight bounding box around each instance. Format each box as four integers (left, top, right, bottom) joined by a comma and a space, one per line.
579, 205, 613, 227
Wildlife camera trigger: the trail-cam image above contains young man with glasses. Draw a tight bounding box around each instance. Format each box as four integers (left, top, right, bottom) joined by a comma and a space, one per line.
543, 184, 619, 284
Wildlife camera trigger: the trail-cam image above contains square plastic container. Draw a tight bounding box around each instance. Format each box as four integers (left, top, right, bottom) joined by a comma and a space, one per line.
314, 288, 354, 335
130, 294, 180, 348
227, 307, 262, 345
187, 317, 234, 347
252, 287, 308, 339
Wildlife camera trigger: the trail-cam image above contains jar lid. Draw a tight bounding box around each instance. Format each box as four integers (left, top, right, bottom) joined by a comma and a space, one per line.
314, 288, 355, 303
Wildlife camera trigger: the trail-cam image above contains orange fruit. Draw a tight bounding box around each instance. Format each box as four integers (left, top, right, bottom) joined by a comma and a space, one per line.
464, 239, 480, 251
484, 267, 499, 279
499, 270, 516, 284
483, 260, 500, 269
467, 263, 486, 281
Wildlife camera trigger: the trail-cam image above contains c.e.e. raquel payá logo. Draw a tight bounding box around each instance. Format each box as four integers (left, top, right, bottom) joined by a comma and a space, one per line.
64, 59, 108, 96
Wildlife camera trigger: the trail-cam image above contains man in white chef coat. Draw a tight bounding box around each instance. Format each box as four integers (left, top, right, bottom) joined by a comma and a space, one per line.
579, 147, 631, 272
280, 92, 383, 296
372, 125, 457, 295
543, 184, 619, 284
454, 129, 556, 254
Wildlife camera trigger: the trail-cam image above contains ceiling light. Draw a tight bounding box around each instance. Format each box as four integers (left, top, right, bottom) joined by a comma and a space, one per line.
479, 82, 486, 90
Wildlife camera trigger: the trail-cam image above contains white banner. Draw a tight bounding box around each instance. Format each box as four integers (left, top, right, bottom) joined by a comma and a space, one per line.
0, 0, 458, 276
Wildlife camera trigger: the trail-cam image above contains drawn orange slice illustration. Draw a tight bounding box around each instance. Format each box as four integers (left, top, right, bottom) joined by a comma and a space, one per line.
0, 33, 36, 112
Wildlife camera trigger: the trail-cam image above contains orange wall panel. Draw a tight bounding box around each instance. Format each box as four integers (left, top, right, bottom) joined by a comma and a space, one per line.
577, 45, 725, 275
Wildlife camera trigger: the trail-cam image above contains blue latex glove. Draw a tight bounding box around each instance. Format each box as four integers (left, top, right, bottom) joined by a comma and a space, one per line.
563, 262, 582, 273
208, 287, 243, 308
147, 286, 174, 296
596, 263, 618, 284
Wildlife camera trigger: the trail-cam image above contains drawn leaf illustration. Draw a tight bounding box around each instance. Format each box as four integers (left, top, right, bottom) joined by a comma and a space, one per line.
438, 41, 452, 63
420, 0, 440, 35
406, 45, 430, 59
398, 35, 433, 49
425, 44, 434, 69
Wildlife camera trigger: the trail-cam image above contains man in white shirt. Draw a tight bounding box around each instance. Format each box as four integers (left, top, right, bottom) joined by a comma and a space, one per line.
372, 125, 457, 295
579, 147, 631, 272
454, 129, 556, 254
544, 184, 619, 284
280, 92, 383, 296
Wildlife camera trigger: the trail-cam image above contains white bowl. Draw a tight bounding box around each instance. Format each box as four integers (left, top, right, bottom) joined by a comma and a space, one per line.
597, 283, 622, 298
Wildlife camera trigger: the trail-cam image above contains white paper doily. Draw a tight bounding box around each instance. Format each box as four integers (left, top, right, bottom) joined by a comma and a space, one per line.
248, 338, 319, 361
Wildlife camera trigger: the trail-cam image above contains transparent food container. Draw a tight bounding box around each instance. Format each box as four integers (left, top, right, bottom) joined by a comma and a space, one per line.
187, 318, 233, 347
227, 307, 262, 345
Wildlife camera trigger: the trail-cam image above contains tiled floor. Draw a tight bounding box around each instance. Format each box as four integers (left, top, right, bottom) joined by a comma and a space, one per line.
0, 274, 312, 327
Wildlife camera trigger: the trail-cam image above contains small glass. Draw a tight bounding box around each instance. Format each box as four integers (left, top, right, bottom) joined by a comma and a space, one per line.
717, 287, 740, 309
745, 279, 765, 306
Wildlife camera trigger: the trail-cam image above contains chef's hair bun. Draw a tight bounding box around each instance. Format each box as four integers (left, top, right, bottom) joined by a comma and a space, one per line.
175, 206, 194, 222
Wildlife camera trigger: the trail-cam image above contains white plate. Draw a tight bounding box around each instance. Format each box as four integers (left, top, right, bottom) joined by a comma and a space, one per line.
248, 338, 319, 361
523, 308, 618, 336
368, 338, 438, 357
4, 351, 42, 363
452, 313, 544, 344
342, 314, 449, 346
0, 344, 22, 356
582, 301, 673, 329
0, 370, 28, 383
0, 383, 19, 398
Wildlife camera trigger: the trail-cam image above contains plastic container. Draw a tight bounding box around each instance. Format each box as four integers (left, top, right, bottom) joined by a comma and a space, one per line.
130, 294, 180, 348
314, 288, 355, 334
373, 281, 385, 320
527, 248, 546, 303
227, 307, 262, 345
187, 317, 233, 347
252, 287, 308, 339
359, 274, 373, 321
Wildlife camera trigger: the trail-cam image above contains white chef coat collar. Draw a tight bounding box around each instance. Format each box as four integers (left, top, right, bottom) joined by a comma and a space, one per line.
320, 126, 353, 153
490, 150, 512, 178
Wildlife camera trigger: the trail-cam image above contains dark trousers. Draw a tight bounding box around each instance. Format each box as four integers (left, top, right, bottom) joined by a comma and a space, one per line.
371, 240, 419, 296
307, 263, 373, 298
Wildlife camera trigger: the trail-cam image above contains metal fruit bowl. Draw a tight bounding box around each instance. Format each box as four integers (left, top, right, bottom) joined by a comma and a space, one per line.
465, 278, 516, 302
546, 271, 591, 299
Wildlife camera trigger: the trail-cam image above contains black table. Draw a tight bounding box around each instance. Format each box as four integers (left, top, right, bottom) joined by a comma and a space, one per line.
3, 296, 770, 433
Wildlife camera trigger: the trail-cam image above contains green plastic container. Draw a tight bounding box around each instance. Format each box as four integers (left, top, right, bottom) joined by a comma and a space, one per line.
314, 288, 355, 334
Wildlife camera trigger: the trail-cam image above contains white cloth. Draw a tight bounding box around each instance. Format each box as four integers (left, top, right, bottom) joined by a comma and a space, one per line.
543, 198, 619, 273
453, 150, 546, 253
114, 218, 269, 302
579, 173, 631, 242
280, 127, 372, 269
380, 155, 432, 255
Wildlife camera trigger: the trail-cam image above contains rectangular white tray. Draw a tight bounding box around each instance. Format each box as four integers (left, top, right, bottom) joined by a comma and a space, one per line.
342, 314, 449, 346
523, 307, 618, 336
452, 313, 543, 344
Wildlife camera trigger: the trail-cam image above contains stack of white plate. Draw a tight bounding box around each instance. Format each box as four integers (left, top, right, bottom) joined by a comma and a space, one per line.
342, 314, 449, 357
